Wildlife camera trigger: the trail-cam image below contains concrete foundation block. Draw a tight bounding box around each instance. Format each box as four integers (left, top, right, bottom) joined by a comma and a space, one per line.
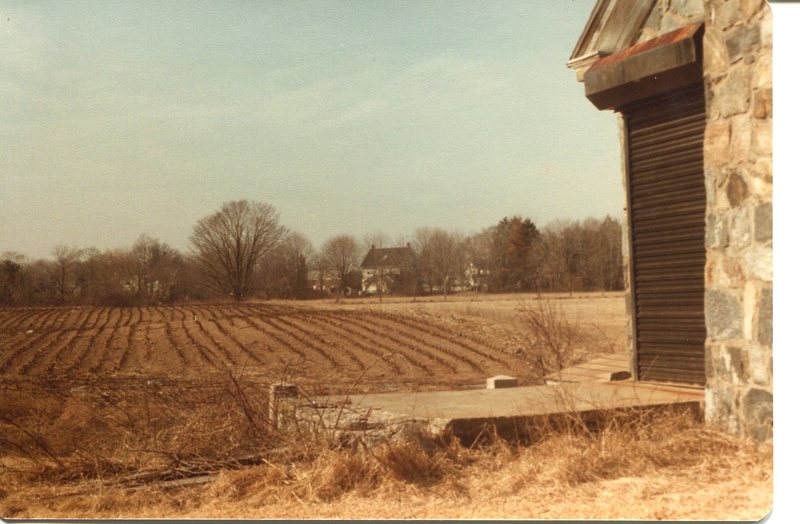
269, 382, 300, 428
608, 371, 632, 382
486, 375, 518, 389
270, 383, 300, 398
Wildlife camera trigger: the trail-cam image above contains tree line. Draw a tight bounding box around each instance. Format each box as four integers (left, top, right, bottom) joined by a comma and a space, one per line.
0, 200, 623, 306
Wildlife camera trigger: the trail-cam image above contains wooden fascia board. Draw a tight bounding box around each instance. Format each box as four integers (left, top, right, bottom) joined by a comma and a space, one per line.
583, 23, 703, 110
569, 0, 612, 62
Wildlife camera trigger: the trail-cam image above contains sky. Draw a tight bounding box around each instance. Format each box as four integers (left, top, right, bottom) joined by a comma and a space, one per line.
1, 0, 624, 259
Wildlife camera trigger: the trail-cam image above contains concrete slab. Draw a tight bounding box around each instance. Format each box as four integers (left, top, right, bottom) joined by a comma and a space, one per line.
326, 380, 702, 423
314, 356, 702, 442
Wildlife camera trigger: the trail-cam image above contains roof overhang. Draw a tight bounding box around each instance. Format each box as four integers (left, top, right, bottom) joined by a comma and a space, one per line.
583, 23, 704, 111
567, 0, 657, 80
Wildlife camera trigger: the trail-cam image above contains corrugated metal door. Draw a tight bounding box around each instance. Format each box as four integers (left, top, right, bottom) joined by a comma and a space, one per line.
624, 84, 706, 385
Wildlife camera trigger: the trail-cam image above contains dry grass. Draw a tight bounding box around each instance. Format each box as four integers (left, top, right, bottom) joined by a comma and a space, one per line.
0, 296, 771, 519
306, 291, 626, 331
0, 401, 772, 520
516, 299, 585, 374
513, 297, 619, 377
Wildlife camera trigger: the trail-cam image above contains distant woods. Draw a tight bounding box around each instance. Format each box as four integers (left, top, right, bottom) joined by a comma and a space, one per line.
0, 199, 623, 306
415, 215, 623, 296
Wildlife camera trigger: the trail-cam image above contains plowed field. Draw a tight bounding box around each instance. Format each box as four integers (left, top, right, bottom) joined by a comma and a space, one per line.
0, 302, 528, 390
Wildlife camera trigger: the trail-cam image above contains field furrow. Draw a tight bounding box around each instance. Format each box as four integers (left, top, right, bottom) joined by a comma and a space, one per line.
124, 326, 148, 372
64, 308, 112, 375
192, 305, 224, 321
30, 308, 60, 330
133, 307, 144, 326
305, 314, 404, 375
31, 309, 96, 375
120, 307, 133, 328
142, 319, 154, 366
259, 316, 341, 369
108, 326, 134, 373
45, 327, 94, 376
0, 301, 535, 384
25, 308, 61, 329
241, 303, 303, 319
107, 310, 139, 372
0, 330, 32, 358
0, 308, 43, 330
380, 320, 484, 373
332, 313, 459, 373
46, 308, 82, 330
244, 315, 310, 362
88, 308, 125, 374
382, 312, 510, 365
362, 314, 487, 373
139, 307, 155, 323
317, 313, 433, 376
0, 308, 75, 373
163, 320, 189, 368
83, 307, 103, 330
154, 306, 174, 322
178, 321, 220, 368
272, 315, 365, 370
192, 319, 239, 367
206, 318, 267, 366
18, 328, 76, 375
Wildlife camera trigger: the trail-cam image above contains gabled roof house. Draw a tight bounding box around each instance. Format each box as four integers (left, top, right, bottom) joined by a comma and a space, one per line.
361, 244, 416, 294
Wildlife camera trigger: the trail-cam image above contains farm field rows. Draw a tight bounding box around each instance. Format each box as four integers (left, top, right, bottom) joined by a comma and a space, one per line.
0, 302, 538, 390
6, 295, 753, 523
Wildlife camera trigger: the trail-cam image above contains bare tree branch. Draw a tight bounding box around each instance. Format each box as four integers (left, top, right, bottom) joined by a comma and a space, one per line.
190, 200, 286, 300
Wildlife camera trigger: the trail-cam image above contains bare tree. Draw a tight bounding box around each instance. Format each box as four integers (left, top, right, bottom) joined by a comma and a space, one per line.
190, 200, 286, 301
537, 220, 571, 293
262, 231, 315, 299
463, 230, 492, 293
414, 227, 463, 300
361, 230, 390, 254
586, 216, 623, 294
0, 252, 27, 305
74, 248, 137, 306
320, 234, 360, 302
131, 235, 183, 302
51, 245, 84, 304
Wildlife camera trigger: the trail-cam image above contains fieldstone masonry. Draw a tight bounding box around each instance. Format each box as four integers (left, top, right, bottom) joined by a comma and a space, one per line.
617, 0, 772, 439
702, 0, 772, 440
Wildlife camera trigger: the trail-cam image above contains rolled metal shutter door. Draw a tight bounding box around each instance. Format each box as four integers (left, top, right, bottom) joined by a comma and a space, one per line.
625, 84, 706, 385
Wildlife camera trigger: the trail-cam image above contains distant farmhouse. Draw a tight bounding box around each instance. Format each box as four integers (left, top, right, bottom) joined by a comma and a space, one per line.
308, 269, 361, 297
308, 270, 337, 294
360, 244, 416, 295
569, 0, 772, 439
464, 262, 490, 292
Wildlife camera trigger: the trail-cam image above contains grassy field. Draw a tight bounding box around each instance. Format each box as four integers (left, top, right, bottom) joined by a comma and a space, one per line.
0, 292, 772, 520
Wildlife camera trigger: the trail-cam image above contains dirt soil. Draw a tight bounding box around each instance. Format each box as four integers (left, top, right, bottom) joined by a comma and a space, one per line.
0, 298, 569, 390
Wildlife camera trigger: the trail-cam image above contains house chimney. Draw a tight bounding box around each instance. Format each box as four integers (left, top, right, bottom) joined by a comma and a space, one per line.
371, 244, 375, 250
406, 242, 411, 248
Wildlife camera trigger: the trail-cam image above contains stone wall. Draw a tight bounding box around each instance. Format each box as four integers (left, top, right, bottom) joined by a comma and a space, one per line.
702, 0, 772, 440
635, 0, 705, 42
616, 0, 772, 440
